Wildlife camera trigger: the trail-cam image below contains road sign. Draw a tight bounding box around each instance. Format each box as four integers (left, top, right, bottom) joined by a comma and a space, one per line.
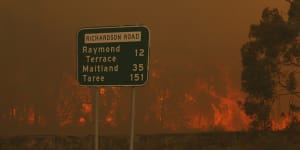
77, 26, 149, 86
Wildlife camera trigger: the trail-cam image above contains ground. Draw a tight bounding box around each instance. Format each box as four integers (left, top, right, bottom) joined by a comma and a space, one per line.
1, 131, 300, 150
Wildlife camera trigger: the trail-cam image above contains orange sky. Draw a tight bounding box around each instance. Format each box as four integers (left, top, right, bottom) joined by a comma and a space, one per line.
0, 0, 291, 134
0, 0, 289, 88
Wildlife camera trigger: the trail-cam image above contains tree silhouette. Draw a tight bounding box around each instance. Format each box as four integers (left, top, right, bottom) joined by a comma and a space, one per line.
241, 1, 300, 130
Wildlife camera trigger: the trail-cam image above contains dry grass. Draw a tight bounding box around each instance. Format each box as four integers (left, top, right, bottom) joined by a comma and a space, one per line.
1, 131, 300, 150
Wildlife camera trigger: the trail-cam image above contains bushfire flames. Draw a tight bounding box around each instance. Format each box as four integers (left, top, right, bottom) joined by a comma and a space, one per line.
2, 61, 300, 133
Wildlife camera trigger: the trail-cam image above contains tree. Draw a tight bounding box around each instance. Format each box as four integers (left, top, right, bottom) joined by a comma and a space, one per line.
241, 2, 300, 130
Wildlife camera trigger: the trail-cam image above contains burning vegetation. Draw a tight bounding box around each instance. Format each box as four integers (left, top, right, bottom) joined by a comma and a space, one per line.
1, 58, 300, 135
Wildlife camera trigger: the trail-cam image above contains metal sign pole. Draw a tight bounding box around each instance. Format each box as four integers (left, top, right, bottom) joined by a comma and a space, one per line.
95, 87, 99, 150
78, 26, 149, 150
130, 87, 136, 150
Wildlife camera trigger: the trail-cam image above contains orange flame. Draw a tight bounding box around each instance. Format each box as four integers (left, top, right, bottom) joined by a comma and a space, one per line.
99, 88, 105, 95
271, 116, 292, 131
81, 103, 92, 114
79, 117, 86, 124
3, 60, 300, 132
27, 107, 35, 125
105, 100, 117, 126
186, 115, 209, 129
148, 65, 252, 132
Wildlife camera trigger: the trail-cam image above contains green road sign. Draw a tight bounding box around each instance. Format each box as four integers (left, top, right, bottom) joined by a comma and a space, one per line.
77, 26, 149, 86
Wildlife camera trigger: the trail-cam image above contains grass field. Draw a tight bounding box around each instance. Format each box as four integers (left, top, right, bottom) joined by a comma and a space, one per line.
1, 131, 300, 150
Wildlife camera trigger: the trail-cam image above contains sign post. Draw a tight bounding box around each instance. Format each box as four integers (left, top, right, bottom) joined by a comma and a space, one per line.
130, 87, 136, 150
94, 87, 99, 150
77, 26, 149, 150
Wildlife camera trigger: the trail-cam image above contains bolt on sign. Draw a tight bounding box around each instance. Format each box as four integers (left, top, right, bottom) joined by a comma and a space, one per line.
77, 26, 149, 86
